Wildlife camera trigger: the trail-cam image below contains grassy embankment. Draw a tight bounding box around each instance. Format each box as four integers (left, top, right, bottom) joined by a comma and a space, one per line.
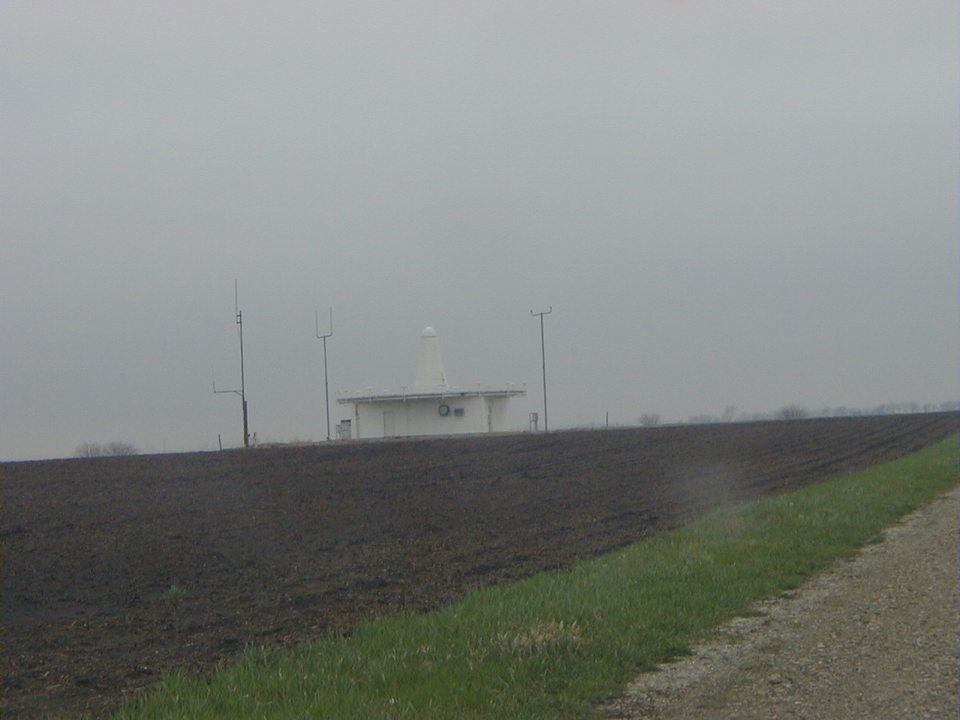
114, 436, 958, 720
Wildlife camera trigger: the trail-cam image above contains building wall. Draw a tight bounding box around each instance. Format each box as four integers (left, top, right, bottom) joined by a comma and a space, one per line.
349, 395, 514, 439
487, 396, 512, 433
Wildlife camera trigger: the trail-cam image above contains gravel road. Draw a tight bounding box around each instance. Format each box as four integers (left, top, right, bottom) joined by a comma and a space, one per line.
607, 486, 959, 720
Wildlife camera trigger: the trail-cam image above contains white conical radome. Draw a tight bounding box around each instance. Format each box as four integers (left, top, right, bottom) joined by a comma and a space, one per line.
414, 326, 447, 392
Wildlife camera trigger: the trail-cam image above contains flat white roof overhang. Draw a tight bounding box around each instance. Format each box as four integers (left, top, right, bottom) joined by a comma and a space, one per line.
338, 389, 525, 405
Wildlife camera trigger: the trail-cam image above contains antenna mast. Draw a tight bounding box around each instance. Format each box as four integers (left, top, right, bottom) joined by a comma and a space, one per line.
315, 307, 334, 441
214, 280, 250, 448
531, 306, 552, 432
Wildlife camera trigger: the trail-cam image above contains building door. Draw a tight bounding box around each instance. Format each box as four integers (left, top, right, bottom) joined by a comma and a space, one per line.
383, 410, 395, 437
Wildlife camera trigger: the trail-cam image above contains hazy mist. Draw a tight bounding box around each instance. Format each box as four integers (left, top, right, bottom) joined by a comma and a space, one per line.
2, 1, 957, 460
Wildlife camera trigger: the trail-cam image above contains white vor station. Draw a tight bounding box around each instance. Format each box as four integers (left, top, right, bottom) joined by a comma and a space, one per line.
337, 327, 525, 439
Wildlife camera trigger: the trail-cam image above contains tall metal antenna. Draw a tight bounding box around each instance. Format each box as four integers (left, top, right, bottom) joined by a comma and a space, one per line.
315, 307, 333, 441
214, 280, 250, 448
531, 306, 552, 432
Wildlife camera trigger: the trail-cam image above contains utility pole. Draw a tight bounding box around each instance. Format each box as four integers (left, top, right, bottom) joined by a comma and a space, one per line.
214, 281, 250, 448
530, 307, 552, 432
315, 308, 333, 441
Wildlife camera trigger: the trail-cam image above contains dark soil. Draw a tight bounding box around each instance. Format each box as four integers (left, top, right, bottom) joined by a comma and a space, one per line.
2, 413, 956, 719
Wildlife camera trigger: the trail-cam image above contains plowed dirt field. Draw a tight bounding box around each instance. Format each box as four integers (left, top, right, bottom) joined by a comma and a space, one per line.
2, 413, 957, 719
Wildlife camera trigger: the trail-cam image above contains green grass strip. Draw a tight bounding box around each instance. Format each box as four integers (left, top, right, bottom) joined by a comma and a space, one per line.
114, 436, 958, 720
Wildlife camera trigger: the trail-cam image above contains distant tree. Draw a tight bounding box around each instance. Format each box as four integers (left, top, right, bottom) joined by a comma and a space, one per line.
639, 413, 660, 427
75, 442, 104, 458
105, 441, 138, 456
776, 405, 808, 420
75, 441, 138, 458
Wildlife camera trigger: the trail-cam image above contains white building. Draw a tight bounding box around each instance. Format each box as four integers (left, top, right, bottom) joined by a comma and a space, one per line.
338, 327, 525, 439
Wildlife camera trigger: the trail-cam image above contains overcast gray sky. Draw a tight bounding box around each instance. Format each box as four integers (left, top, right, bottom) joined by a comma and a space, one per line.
2, 1, 957, 460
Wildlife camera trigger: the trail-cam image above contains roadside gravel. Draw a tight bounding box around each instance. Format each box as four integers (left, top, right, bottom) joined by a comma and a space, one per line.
606, 486, 959, 720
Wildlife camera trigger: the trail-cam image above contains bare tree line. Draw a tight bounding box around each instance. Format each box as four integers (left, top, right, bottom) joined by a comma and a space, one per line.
74, 441, 139, 458
682, 400, 959, 426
